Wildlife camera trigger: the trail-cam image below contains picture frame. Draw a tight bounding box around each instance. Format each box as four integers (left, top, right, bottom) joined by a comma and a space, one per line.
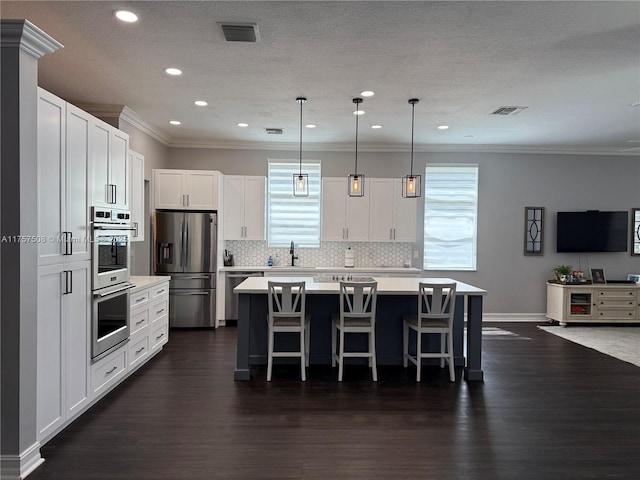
591, 268, 606, 284
523, 206, 544, 256
627, 274, 640, 284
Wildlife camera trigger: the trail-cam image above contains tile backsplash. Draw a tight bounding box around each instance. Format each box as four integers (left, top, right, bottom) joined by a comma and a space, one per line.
225, 240, 413, 268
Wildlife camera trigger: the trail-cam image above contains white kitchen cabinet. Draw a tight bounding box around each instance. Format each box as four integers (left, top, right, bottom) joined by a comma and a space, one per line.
321, 177, 369, 242
37, 260, 90, 441
91, 118, 130, 209
129, 150, 145, 241
154, 169, 220, 210
128, 279, 169, 371
37, 88, 91, 266
223, 175, 265, 240
369, 178, 417, 242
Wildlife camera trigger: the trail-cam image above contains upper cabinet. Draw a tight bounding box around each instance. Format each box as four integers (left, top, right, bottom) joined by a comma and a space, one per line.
223, 175, 265, 240
369, 178, 417, 242
129, 150, 145, 242
37, 88, 92, 265
154, 169, 220, 210
91, 118, 129, 209
321, 177, 369, 242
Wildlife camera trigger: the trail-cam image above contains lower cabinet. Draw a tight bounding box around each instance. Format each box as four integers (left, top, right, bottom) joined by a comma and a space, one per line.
546, 282, 640, 325
37, 261, 91, 441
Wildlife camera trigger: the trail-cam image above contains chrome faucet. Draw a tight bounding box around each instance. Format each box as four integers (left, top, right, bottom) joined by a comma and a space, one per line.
290, 241, 298, 266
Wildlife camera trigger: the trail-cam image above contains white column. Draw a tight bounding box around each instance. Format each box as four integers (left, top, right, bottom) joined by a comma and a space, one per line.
0, 19, 63, 480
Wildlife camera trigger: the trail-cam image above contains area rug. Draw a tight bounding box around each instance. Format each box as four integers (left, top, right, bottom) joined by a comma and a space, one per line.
538, 325, 640, 367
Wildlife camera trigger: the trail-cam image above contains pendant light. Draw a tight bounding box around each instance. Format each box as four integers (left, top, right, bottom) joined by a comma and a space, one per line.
348, 98, 365, 197
293, 97, 309, 196
402, 98, 421, 198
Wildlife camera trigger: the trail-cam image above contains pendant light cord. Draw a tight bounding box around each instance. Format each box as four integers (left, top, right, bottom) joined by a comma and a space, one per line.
297, 97, 305, 176
409, 98, 419, 177
353, 98, 362, 175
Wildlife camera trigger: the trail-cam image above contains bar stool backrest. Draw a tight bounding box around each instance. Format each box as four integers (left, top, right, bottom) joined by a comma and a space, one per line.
338, 281, 377, 322
268, 281, 306, 324
418, 282, 456, 327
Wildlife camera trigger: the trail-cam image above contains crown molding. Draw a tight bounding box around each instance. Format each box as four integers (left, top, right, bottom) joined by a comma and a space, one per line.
120, 107, 173, 146
0, 19, 63, 58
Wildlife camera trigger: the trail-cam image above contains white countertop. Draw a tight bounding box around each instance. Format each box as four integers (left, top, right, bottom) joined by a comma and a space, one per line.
130, 275, 171, 292
234, 276, 487, 296
220, 266, 422, 274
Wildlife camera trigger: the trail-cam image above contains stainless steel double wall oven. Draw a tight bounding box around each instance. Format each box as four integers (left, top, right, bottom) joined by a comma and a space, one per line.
91, 207, 135, 360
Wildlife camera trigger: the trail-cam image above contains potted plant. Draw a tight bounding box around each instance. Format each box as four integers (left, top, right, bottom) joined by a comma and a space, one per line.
553, 264, 573, 283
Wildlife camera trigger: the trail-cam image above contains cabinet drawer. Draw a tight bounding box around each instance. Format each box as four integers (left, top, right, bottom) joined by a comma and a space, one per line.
596, 289, 636, 299
130, 290, 150, 308
128, 335, 150, 369
597, 309, 636, 320
91, 348, 126, 397
596, 299, 636, 308
152, 283, 169, 299
150, 322, 169, 351
150, 298, 168, 323
130, 309, 150, 336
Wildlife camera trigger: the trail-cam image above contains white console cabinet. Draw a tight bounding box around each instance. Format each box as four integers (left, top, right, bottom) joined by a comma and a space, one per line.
546, 282, 640, 326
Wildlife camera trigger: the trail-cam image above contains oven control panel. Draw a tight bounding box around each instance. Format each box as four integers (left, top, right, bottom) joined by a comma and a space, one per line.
92, 207, 131, 224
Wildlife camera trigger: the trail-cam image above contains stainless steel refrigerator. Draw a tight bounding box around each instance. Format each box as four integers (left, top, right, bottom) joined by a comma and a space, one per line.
154, 211, 217, 328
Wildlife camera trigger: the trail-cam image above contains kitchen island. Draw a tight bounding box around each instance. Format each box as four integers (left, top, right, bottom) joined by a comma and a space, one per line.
234, 276, 487, 381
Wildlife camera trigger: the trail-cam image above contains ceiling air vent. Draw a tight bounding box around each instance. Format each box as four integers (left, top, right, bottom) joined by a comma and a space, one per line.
491, 106, 528, 116
219, 23, 259, 43
265, 128, 283, 135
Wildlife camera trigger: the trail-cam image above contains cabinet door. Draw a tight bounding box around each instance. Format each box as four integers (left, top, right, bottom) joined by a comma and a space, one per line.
393, 179, 417, 242
185, 170, 217, 210
110, 129, 130, 209
91, 120, 111, 207
154, 169, 186, 209
368, 178, 394, 241
346, 195, 370, 241
223, 175, 245, 240
37, 264, 65, 440
129, 151, 145, 241
37, 88, 66, 266
243, 176, 266, 240
65, 104, 92, 260
65, 261, 90, 419
322, 178, 348, 241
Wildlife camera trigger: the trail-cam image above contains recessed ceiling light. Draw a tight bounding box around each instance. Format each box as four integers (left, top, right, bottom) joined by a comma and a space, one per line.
169, 120, 181, 125
437, 125, 449, 130
114, 10, 138, 23
353, 109, 365, 115
360, 90, 375, 97
371, 124, 383, 129
194, 100, 208, 106
305, 124, 316, 129
237, 123, 249, 127
165, 67, 182, 76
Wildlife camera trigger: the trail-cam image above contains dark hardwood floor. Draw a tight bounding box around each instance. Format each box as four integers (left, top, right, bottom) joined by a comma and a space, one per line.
28, 323, 639, 480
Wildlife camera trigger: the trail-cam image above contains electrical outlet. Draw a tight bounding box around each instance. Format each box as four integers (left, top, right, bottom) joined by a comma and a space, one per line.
413, 250, 419, 259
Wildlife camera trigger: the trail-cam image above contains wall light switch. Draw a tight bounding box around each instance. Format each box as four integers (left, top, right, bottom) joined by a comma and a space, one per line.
413, 250, 419, 259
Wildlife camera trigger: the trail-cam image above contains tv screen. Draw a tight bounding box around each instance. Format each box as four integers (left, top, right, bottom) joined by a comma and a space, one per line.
557, 211, 628, 253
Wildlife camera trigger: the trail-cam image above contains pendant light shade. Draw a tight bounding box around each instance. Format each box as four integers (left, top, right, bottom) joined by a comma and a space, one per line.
293, 97, 309, 197
348, 98, 365, 197
402, 98, 421, 198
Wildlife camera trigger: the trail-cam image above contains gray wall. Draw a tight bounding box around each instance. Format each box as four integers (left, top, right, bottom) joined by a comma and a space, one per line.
165, 147, 640, 315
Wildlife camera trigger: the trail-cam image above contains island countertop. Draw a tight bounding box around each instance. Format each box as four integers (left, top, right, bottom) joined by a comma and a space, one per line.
234, 276, 487, 296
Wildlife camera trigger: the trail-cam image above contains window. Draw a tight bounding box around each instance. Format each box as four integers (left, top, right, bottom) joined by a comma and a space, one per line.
267, 159, 321, 248
423, 164, 478, 270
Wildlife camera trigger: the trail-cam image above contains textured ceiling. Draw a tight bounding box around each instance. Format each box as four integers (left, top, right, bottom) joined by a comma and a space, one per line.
2, 1, 639, 154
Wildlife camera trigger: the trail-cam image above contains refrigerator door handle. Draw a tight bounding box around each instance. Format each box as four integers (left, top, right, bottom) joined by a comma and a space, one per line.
180, 218, 185, 267
184, 219, 189, 267
171, 291, 209, 296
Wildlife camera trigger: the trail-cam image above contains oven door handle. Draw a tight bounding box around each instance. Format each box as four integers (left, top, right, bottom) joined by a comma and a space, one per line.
94, 283, 135, 298
93, 225, 136, 231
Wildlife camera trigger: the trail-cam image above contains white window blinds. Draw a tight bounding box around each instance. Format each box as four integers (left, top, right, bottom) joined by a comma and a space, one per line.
267, 159, 321, 248
423, 164, 479, 271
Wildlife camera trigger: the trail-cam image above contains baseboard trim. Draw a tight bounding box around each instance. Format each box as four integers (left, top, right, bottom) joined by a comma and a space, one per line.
481, 313, 548, 322
0, 441, 44, 479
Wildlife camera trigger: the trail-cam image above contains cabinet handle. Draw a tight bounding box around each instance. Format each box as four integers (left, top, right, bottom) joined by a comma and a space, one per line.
390, 228, 393, 240
135, 347, 145, 355
186, 194, 190, 206
106, 366, 118, 375
132, 222, 139, 238
113, 185, 117, 204
156, 333, 165, 340
182, 194, 187, 207
345, 227, 349, 239
156, 289, 166, 295
156, 308, 165, 315
62, 270, 71, 295
135, 297, 146, 303
135, 319, 145, 325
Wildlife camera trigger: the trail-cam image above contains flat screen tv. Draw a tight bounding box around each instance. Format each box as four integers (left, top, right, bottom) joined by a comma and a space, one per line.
556, 211, 628, 253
